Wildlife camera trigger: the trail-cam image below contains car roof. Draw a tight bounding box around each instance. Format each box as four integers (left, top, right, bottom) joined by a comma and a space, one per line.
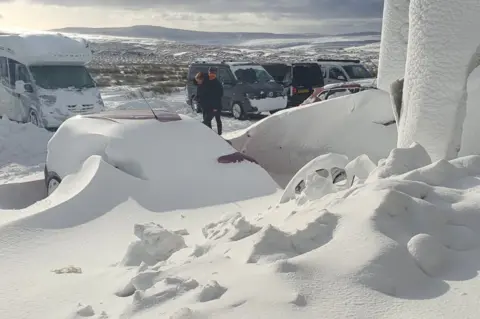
190, 61, 258, 67
82, 109, 182, 122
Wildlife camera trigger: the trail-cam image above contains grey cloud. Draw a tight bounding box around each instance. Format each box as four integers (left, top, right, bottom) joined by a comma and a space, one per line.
26, 0, 384, 20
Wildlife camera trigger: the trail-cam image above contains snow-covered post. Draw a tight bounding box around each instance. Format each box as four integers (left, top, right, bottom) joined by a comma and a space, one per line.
398, 0, 480, 161
376, 0, 409, 92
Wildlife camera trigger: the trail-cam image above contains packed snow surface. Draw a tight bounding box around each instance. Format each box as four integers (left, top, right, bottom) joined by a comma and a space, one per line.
4, 129, 480, 318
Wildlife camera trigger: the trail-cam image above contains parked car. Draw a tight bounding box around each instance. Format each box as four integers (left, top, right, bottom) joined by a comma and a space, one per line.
44, 109, 279, 203
262, 62, 325, 107
317, 59, 376, 86
300, 82, 377, 106
0, 32, 104, 130
186, 61, 287, 119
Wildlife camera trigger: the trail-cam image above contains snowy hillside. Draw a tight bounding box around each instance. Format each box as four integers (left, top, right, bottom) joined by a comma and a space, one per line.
53, 25, 380, 48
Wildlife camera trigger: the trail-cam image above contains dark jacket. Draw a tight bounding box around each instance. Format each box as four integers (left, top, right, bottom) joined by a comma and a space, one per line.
196, 76, 223, 111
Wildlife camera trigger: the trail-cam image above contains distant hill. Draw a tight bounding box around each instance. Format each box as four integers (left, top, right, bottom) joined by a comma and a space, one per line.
52, 25, 381, 47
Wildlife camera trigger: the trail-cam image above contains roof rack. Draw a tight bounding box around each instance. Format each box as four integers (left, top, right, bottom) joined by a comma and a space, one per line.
191, 60, 255, 65
317, 58, 360, 63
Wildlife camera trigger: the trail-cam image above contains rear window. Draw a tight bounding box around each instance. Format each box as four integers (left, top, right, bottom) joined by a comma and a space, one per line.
262, 64, 290, 83
292, 64, 324, 87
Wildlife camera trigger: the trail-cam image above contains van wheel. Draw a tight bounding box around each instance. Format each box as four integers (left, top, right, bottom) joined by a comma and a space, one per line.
232, 103, 245, 120
29, 110, 39, 127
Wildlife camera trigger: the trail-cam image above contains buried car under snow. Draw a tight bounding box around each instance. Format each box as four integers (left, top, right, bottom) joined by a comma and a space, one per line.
44, 109, 279, 206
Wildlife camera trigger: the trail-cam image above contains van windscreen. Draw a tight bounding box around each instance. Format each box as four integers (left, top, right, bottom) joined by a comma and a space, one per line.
29, 65, 95, 90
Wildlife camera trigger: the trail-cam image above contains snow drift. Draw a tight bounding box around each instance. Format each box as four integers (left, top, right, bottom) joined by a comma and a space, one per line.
102, 143, 480, 318
227, 89, 397, 187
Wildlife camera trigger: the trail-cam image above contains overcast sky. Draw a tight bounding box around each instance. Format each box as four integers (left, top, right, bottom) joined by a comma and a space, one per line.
0, 0, 383, 34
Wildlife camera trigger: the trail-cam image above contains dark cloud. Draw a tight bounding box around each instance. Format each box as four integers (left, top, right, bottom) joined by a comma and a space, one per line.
26, 0, 384, 20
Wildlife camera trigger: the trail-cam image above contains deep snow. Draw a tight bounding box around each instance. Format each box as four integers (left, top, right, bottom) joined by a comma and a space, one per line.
3, 28, 480, 319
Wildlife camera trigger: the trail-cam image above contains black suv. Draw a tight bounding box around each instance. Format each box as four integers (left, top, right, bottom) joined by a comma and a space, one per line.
186, 61, 287, 119
262, 63, 325, 107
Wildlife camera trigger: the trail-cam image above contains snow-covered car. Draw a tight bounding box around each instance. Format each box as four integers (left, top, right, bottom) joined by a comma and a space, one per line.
301, 82, 377, 106
44, 109, 279, 202
226, 89, 397, 187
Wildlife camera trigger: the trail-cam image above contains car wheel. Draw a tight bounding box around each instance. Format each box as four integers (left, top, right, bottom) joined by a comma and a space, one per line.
29, 109, 39, 127
47, 176, 61, 196
232, 103, 245, 120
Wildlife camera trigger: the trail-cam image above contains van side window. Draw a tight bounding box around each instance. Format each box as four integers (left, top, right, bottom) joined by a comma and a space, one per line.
17, 65, 29, 83
329, 67, 346, 80
0, 57, 8, 87
218, 68, 234, 84
7, 59, 29, 87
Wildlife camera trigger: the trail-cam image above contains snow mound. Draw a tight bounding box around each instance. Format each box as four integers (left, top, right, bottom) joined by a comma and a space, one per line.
0, 117, 52, 182
202, 212, 261, 242
47, 115, 279, 211
121, 222, 187, 267
115, 143, 480, 317
227, 89, 396, 187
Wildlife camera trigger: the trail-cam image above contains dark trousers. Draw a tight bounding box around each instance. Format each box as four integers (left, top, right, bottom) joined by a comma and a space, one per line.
203, 109, 222, 135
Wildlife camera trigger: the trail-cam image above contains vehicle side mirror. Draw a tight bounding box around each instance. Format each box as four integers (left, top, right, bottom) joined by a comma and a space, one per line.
337, 75, 346, 81
15, 80, 26, 94
24, 83, 33, 93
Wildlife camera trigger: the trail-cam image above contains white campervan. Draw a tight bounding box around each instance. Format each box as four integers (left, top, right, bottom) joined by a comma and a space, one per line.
0, 32, 105, 129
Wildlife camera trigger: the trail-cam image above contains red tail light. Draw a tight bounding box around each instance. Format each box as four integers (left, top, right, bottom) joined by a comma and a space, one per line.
292, 87, 297, 95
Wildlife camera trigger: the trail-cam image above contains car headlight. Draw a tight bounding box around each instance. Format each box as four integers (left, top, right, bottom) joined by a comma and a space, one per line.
39, 95, 57, 106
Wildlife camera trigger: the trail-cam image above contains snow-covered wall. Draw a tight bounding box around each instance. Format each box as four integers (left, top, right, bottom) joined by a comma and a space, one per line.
398, 0, 480, 161
376, 0, 409, 92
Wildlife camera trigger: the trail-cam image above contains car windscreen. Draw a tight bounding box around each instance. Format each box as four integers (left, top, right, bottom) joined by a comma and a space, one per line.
342, 64, 372, 79
230, 65, 275, 84
292, 64, 324, 87
29, 65, 95, 90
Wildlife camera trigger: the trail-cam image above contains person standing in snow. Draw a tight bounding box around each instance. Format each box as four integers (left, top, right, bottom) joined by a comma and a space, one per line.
194, 72, 207, 112
200, 67, 223, 135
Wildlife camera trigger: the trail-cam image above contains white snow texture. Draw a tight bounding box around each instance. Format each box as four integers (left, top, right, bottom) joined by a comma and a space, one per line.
398, 0, 480, 161
376, 0, 409, 92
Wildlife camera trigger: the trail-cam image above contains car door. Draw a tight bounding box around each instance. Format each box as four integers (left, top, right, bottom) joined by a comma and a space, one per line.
218, 67, 235, 110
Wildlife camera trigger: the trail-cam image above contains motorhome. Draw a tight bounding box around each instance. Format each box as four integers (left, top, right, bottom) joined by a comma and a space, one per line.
0, 32, 105, 129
